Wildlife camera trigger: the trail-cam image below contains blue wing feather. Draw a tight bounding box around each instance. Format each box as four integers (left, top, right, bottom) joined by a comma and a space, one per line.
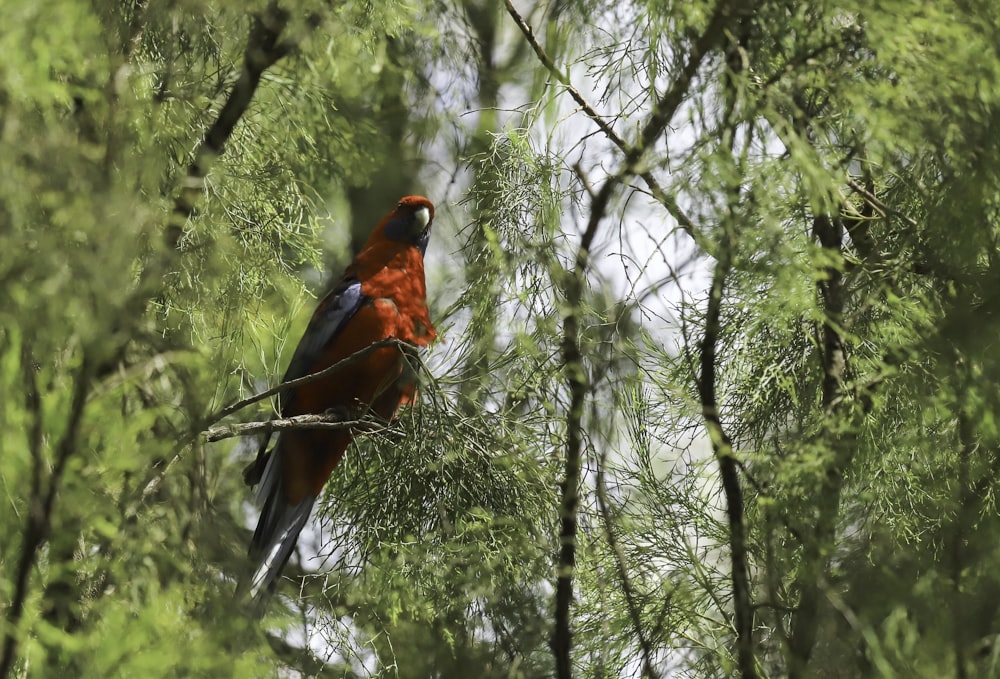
238, 278, 365, 606
278, 279, 364, 414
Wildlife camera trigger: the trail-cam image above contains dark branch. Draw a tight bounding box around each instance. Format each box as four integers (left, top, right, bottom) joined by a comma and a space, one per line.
167, 1, 295, 243
581, 0, 738, 251
950, 399, 976, 679
514, 2, 748, 676
846, 177, 918, 229
698, 225, 757, 679
503, 0, 625, 151
787, 212, 851, 677
694, 13, 758, 678
552, 264, 587, 679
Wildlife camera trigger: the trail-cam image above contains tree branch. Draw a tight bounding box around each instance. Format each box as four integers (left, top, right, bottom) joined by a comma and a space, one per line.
846, 177, 918, 229
502, 0, 627, 152
950, 404, 976, 679
106, 0, 308, 339
787, 212, 851, 677
265, 632, 357, 678
203, 412, 379, 443
693, 15, 758, 678
132, 339, 413, 505
167, 1, 295, 243
552, 251, 588, 679
841, 151, 878, 261
580, 0, 738, 249
697, 217, 757, 679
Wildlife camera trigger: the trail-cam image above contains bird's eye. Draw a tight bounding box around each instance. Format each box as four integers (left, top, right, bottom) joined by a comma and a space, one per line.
397, 202, 404, 209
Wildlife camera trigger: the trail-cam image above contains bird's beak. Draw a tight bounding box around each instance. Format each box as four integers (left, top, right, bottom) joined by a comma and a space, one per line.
414, 206, 431, 232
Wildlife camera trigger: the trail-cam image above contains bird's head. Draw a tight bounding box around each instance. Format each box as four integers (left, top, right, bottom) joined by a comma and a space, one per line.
380, 195, 435, 254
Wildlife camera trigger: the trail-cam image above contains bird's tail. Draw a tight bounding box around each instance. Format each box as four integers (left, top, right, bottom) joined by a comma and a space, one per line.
237, 446, 316, 607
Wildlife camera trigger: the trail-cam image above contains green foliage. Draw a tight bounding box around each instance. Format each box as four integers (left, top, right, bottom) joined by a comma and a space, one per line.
5, 0, 1000, 677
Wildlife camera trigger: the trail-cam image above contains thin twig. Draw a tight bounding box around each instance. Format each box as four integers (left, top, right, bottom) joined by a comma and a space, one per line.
502, 0, 625, 149
266, 631, 354, 678
139, 342, 424, 508
580, 0, 736, 248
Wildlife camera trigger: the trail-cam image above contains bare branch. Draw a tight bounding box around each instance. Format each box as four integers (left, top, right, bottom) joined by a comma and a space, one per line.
203, 413, 380, 443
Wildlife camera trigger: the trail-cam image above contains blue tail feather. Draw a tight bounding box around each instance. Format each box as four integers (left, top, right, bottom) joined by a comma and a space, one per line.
238, 446, 316, 605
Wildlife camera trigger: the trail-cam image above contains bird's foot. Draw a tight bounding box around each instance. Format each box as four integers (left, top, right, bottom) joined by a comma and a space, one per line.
322, 405, 357, 421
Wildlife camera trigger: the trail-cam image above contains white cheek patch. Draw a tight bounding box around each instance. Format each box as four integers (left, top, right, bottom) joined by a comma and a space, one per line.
414, 206, 430, 230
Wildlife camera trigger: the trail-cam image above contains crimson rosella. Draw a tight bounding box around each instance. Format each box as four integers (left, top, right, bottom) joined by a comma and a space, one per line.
240, 195, 436, 600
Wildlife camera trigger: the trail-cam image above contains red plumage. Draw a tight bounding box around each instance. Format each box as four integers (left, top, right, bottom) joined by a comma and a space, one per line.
240, 195, 436, 602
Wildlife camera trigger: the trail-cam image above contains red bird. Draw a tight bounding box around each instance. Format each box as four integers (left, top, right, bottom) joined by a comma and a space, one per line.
241, 195, 436, 600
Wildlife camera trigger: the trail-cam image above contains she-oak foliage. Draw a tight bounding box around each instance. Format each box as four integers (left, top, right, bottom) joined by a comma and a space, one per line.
2, 0, 1000, 677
